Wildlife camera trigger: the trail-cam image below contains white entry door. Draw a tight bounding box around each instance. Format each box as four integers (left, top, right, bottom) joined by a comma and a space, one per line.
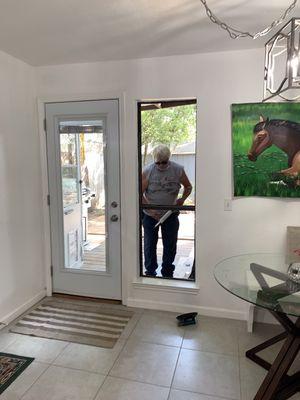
45, 100, 121, 299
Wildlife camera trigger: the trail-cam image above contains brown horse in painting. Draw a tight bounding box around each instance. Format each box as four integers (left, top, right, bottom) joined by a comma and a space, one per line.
248, 116, 300, 178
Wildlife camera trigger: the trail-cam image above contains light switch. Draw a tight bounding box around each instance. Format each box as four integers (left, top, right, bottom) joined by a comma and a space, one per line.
224, 199, 232, 211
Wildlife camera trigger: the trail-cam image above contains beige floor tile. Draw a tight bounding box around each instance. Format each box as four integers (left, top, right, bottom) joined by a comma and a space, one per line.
182, 317, 240, 355
239, 357, 266, 400
21, 365, 105, 400
144, 310, 179, 317
0, 333, 19, 351
173, 349, 240, 399
119, 312, 142, 340
169, 389, 228, 400
238, 322, 283, 357
0, 362, 49, 400
109, 339, 179, 386
95, 376, 169, 400
130, 312, 184, 347
4, 336, 68, 363
290, 353, 300, 375
53, 340, 126, 374
257, 342, 300, 375
2, 307, 298, 400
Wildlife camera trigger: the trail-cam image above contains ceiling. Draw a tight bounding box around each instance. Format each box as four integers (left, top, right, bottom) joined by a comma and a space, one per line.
0, 0, 299, 66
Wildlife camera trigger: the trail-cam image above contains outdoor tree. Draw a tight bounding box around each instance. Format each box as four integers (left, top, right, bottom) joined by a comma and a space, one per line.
141, 104, 196, 165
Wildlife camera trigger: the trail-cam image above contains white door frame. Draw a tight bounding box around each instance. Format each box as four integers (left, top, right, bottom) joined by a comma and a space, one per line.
37, 92, 127, 304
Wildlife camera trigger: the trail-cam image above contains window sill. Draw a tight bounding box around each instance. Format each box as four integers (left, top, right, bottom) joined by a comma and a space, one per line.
132, 277, 199, 294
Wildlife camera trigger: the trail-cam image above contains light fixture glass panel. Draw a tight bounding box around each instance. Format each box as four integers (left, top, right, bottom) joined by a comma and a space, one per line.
264, 18, 300, 101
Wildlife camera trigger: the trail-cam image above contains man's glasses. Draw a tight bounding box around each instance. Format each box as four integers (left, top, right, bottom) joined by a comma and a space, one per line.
155, 161, 168, 165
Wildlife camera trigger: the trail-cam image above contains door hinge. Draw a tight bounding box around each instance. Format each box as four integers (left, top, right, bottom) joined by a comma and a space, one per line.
50, 265, 53, 277
47, 194, 50, 206
43, 118, 47, 132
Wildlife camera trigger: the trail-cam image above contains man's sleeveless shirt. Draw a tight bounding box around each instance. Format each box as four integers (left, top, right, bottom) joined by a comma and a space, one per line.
143, 161, 183, 217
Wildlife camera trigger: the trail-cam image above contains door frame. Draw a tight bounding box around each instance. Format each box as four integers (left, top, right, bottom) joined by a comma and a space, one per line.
37, 92, 127, 303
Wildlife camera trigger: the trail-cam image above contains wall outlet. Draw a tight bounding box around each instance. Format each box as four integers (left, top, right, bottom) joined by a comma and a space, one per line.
224, 199, 232, 211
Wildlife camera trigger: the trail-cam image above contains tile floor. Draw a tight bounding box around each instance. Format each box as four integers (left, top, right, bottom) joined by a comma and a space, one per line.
0, 303, 299, 400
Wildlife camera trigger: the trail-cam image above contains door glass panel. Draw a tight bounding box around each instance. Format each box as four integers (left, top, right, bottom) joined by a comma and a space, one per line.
81, 132, 107, 272
59, 120, 107, 272
60, 133, 79, 207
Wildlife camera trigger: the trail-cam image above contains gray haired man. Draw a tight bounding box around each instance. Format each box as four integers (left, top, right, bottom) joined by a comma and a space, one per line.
141, 145, 192, 277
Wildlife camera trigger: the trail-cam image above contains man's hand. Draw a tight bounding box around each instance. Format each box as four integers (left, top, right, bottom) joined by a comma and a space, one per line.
176, 198, 185, 206
148, 210, 161, 221
179, 170, 192, 206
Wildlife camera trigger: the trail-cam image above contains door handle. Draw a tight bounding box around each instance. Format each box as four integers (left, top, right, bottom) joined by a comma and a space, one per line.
110, 214, 119, 222
64, 209, 74, 215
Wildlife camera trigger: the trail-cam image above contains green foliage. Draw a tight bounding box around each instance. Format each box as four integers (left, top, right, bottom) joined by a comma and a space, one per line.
232, 102, 300, 198
141, 105, 196, 163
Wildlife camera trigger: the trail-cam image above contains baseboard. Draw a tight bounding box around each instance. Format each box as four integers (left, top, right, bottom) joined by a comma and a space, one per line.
1, 290, 47, 326
127, 297, 247, 321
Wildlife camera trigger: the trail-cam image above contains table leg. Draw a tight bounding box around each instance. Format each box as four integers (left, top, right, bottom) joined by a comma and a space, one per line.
277, 371, 300, 399
254, 333, 299, 399
246, 315, 300, 400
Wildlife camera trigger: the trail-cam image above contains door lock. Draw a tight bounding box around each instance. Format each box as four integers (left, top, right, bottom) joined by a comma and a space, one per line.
110, 215, 119, 222
111, 201, 118, 208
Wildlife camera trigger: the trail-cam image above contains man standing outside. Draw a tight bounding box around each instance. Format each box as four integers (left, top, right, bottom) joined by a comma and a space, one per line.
141, 144, 193, 278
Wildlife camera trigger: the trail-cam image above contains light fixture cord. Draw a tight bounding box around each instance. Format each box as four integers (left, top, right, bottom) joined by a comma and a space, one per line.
199, 0, 298, 39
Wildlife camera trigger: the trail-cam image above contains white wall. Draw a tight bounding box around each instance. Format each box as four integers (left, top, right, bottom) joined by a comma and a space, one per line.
0, 50, 45, 324
37, 48, 300, 320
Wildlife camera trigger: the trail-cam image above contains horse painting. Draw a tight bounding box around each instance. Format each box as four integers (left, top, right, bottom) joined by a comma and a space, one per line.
248, 116, 300, 179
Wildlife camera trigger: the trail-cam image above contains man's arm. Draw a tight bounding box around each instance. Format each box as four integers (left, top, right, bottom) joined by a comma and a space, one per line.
176, 170, 193, 206
141, 172, 149, 204
141, 172, 160, 220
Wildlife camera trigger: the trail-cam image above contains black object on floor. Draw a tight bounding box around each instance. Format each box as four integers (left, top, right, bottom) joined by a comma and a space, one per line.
176, 312, 198, 326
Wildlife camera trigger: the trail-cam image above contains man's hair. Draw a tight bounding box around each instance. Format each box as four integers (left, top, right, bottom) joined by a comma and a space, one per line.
152, 144, 171, 161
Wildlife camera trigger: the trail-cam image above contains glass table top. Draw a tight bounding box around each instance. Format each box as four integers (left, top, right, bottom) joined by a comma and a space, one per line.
214, 253, 300, 317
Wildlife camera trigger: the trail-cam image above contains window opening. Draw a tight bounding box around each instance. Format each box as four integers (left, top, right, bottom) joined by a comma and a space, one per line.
138, 100, 196, 281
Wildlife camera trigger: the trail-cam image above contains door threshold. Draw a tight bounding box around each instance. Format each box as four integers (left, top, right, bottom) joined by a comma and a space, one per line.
52, 293, 122, 305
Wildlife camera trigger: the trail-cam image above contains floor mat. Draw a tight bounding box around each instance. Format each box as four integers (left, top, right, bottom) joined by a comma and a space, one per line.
0, 353, 34, 394
10, 299, 133, 348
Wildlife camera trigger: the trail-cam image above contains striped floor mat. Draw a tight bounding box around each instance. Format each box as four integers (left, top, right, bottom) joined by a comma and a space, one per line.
10, 300, 133, 348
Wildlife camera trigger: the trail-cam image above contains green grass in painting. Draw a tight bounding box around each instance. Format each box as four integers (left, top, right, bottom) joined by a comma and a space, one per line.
232, 103, 300, 197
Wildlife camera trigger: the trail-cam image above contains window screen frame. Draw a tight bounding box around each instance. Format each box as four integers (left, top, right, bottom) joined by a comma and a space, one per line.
137, 99, 197, 281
